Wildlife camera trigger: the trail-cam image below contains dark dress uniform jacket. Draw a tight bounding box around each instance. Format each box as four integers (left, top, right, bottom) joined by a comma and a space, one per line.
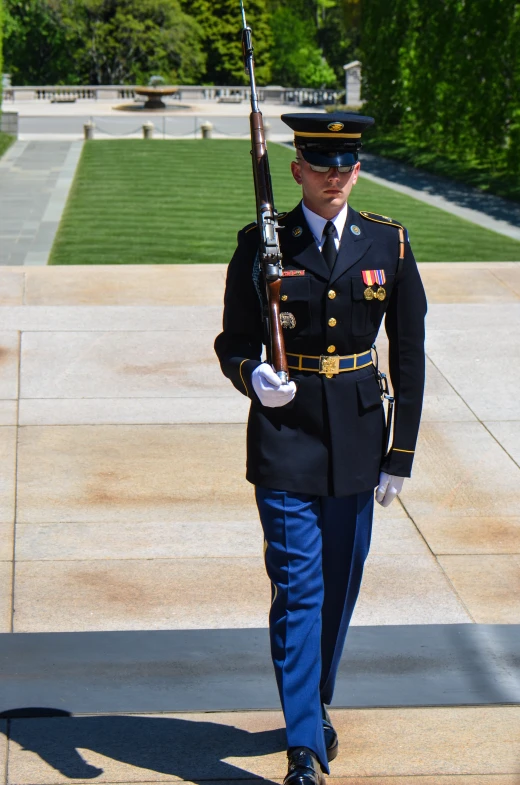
214, 202, 428, 497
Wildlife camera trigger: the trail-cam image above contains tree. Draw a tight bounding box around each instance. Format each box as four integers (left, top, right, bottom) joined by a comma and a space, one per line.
269, 5, 336, 87
68, 0, 206, 85
317, 0, 361, 84
3, 0, 205, 85
3, 0, 79, 85
185, 0, 272, 85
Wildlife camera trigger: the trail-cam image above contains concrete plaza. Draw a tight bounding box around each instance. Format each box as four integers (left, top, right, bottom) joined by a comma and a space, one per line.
0, 262, 519, 782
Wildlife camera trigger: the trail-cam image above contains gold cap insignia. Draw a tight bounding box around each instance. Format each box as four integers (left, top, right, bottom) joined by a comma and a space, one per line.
327, 122, 344, 132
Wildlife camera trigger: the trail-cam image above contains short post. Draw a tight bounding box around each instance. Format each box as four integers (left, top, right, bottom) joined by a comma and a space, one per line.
200, 121, 213, 139
142, 121, 154, 139
264, 120, 271, 141
83, 121, 95, 140
0, 111, 18, 137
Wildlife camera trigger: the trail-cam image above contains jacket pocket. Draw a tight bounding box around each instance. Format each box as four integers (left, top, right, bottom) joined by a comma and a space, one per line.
280, 276, 312, 336
356, 372, 383, 413
351, 273, 395, 337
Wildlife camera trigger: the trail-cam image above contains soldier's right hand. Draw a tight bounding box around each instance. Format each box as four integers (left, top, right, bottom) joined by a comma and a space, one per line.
252, 363, 297, 407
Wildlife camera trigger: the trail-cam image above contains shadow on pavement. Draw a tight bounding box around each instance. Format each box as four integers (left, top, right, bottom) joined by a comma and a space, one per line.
360, 152, 520, 228
0, 708, 285, 783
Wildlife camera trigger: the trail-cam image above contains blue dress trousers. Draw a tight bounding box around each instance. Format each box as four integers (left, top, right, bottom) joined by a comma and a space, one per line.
255, 486, 374, 773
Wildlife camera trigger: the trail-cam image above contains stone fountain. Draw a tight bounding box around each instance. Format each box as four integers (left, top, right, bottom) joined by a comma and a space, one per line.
134, 76, 178, 110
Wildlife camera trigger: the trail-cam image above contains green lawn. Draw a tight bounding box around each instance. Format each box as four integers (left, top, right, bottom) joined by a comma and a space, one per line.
0, 131, 15, 159
49, 139, 520, 264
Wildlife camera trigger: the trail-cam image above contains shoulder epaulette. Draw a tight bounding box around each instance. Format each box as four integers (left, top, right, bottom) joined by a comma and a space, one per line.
359, 211, 403, 229
361, 211, 407, 263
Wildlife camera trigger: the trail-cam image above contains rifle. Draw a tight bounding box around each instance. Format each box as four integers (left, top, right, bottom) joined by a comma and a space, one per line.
240, 0, 289, 384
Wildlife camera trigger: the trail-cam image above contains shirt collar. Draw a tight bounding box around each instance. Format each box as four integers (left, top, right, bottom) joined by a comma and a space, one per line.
301, 200, 349, 245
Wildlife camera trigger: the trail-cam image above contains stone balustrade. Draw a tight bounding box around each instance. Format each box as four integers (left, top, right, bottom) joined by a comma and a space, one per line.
2, 84, 344, 106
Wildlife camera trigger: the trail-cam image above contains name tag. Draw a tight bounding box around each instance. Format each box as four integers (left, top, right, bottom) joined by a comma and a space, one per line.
283, 269, 306, 277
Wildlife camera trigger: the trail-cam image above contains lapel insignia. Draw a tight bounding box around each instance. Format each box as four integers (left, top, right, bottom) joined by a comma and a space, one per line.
350, 224, 361, 236
292, 226, 303, 237
362, 269, 386, 286
283, 269, 306, 277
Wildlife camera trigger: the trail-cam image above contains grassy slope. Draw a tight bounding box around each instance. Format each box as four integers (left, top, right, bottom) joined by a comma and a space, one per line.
49, 139, 520, 264
0, 131, 15, 159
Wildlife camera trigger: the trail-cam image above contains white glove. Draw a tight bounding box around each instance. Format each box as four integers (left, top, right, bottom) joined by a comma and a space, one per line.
251, 363, 297, 408
375, 471, 405, 507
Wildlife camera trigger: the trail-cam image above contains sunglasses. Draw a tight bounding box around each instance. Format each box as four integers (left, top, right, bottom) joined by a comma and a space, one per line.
296, 159, 355, 174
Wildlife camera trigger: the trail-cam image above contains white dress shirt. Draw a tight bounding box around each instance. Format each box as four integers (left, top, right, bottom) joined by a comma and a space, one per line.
301, 200, 348, 253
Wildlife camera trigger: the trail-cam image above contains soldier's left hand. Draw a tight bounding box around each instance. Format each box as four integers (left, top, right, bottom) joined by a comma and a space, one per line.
375, 472, 404, 507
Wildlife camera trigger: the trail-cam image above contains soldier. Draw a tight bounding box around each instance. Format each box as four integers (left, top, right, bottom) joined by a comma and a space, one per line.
214, 113, 428, 785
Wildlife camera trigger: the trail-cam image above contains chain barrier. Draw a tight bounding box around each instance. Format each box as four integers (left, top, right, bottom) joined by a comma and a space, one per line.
209, 125, 250, 137
91, 120, 146, 137
89, 117, 252, 139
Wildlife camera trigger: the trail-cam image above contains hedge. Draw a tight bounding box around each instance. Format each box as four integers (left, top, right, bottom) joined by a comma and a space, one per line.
360, 0, 520, 200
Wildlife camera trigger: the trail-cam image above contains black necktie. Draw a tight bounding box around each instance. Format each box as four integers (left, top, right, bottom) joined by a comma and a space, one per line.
321, 220, 337, 271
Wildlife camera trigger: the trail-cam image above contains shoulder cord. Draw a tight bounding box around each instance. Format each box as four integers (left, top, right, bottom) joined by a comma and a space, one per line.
396, 227, 406, 282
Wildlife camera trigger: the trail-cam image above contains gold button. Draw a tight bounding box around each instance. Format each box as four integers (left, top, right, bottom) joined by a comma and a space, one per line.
328, 317, 337, 327
328, 290, 336, 299
281, 294, 288, 301
327, 345, 336, 353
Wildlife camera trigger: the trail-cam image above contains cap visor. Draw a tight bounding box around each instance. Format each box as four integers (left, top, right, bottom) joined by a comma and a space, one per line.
301, 149, 357, 167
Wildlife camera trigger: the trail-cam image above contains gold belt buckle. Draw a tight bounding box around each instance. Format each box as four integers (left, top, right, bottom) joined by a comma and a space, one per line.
319, 355, 340, 378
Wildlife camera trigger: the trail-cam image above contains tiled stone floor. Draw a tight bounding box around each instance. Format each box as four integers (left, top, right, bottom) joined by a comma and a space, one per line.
0, 262, 519, 782
3, 708, 520, 783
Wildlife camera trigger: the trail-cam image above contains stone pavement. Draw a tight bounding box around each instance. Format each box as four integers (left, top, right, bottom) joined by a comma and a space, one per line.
0, 140, 83, 265
0, 263, 519, 783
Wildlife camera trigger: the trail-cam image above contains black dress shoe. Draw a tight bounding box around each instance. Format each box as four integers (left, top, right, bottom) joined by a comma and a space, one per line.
283, 747, 325, 785
322, 703, 339, 762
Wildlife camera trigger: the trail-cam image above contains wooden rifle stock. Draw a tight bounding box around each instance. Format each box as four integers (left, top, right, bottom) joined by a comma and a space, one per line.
266, 277, 288, 378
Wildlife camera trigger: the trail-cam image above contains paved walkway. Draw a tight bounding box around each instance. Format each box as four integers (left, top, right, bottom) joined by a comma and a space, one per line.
0, 140, 83, 265
0, 263, 519, 782
359, 152, 520, 241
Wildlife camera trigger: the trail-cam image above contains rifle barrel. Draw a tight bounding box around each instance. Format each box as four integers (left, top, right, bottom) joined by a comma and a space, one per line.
239, 0, 288, 383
